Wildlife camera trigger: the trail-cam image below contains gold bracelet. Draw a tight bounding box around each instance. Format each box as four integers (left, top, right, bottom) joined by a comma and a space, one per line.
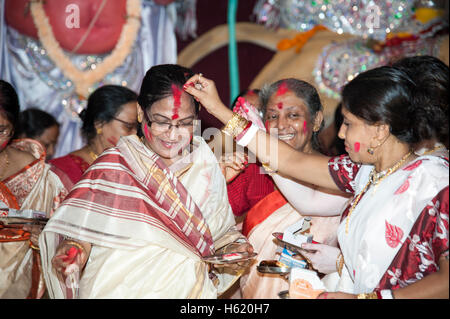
222, 112, 249, 138
261, 162, 277, 176
336, 252, 344, 276
65, 240, 86, 254
29, 242, 40, 251
356, 292, 378, 299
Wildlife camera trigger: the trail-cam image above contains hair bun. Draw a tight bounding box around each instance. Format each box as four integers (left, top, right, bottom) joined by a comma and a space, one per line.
78, 109, 87, 122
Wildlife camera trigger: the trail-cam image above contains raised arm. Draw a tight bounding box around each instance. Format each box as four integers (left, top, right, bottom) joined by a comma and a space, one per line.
271, 173, 349, 216
184, 75, 340, 191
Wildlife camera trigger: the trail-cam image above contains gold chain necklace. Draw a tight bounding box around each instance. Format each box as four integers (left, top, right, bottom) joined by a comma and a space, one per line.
345, 150, 413, 235
88, 145, 99, 162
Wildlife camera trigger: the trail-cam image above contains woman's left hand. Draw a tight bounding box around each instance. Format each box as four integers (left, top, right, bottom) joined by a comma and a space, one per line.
317, 292, 357, 299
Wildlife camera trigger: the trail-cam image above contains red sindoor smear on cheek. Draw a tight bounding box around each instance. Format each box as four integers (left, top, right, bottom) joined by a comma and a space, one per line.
107, 137, 118, 146
0, 140, 8, 150
354, 142, 360, 152
265, 120, 270, 131
303, 121, 307, 134
171, 84, 182, 120
144, 122, 152, 141
276, 82, 288, 96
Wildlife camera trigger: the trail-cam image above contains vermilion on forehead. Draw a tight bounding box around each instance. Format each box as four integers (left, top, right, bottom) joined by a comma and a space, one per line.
276, 82, 289, 96
171, 84, 182, 120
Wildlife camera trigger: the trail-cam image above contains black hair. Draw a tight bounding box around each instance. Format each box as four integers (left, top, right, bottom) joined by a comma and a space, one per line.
137, 64, 199, 114
0, 80, 20, 135
260, 78, 324, 151
79, 85, 138, 142
392, 55, 449, 146
342, 65, 426, 145
17, 108, 59, 139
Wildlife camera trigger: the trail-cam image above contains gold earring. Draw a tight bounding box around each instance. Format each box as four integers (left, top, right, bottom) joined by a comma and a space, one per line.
137, 113, 142, 123
97, 127, 102, 135
367, 147, 374, 155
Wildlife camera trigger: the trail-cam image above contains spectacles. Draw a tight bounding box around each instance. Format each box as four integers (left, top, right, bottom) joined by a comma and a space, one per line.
144, 113, 196, 133
0, 127, 13, 138
112, 117, 138, 131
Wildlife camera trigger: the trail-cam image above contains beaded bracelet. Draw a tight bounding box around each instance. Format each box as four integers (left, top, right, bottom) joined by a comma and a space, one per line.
356, 291, 379, 299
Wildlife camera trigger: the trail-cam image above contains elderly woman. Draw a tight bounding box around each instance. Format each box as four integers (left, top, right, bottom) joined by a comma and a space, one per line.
49, 85, 138, 187
39, 64, 253, 299
238, 78, 349, 299
0, 80, 68, 298
184, 65, 448, 299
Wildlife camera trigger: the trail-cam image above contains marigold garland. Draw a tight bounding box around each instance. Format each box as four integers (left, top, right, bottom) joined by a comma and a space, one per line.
30, 0, 141, 98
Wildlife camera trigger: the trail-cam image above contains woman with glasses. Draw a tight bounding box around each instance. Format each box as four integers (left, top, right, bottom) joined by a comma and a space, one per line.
40, 64, 253, 299
0, 80, 68, 298
49, 85, 138, 187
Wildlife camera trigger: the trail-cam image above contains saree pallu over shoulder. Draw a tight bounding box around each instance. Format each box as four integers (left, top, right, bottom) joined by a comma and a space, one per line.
1, 139, 68, 299
335, 155, 449, 294
40, 135, 238, 298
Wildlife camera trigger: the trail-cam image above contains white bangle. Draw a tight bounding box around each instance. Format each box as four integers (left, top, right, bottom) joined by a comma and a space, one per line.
380, 289, 394, 299
236, 124, 259, 147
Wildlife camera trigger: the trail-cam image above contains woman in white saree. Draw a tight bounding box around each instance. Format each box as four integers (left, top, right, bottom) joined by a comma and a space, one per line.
39, 64, 252, 299
185, 64, 448, 299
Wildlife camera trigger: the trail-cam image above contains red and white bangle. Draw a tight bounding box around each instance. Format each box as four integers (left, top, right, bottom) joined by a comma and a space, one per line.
236, 123, 260, 147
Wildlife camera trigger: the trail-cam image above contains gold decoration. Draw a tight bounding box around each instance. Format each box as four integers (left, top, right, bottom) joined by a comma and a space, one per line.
30, 0, 142, 98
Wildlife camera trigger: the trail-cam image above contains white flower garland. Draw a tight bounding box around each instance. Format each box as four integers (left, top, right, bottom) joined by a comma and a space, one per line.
30, 0, 141, 98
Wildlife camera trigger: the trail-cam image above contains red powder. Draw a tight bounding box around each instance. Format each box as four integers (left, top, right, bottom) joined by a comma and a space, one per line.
171, 84, 182, 120
354, 142, 360, 152
276, 82, 289, 96
107, 137, 118, 146
144, 122, 152, 141
277, 102, 283, 110
303, 121, 307, 134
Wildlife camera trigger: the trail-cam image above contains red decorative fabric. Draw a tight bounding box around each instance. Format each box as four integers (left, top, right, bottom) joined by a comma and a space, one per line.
226, 163, 275, 216
49, 154, 90, 185
242, 190, 287, 237
377, 186, 449, 290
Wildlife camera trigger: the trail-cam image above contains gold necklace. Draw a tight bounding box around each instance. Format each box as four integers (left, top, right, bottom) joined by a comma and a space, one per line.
420, 145, 446, 156
88, 145, 99, 162
0, 150, 10, 180
345, 150, 413, 235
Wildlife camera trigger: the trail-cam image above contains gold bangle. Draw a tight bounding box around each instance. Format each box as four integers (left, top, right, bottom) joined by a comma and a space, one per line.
261, 162, 277, 176
65, 240, 86, 254
29, 242, 40, 251
357, 292, 378, 299
222, 112, 249, 138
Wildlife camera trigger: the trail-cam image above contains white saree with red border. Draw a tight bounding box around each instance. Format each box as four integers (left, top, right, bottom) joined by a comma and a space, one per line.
40, 135, 242, 298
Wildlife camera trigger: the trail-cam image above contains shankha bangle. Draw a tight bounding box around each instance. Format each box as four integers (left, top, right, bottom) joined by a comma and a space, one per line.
380, 289, 394, 299
236, 123, 259, 147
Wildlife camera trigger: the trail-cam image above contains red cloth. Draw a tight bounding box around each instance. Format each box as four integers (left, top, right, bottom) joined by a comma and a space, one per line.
49, 154, 90, 185
328, 154, 449, 291
242, 190, 287, 237
226, 163, 275, 217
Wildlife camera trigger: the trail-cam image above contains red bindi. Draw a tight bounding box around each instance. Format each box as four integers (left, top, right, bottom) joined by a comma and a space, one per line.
277, 102, 283, 110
